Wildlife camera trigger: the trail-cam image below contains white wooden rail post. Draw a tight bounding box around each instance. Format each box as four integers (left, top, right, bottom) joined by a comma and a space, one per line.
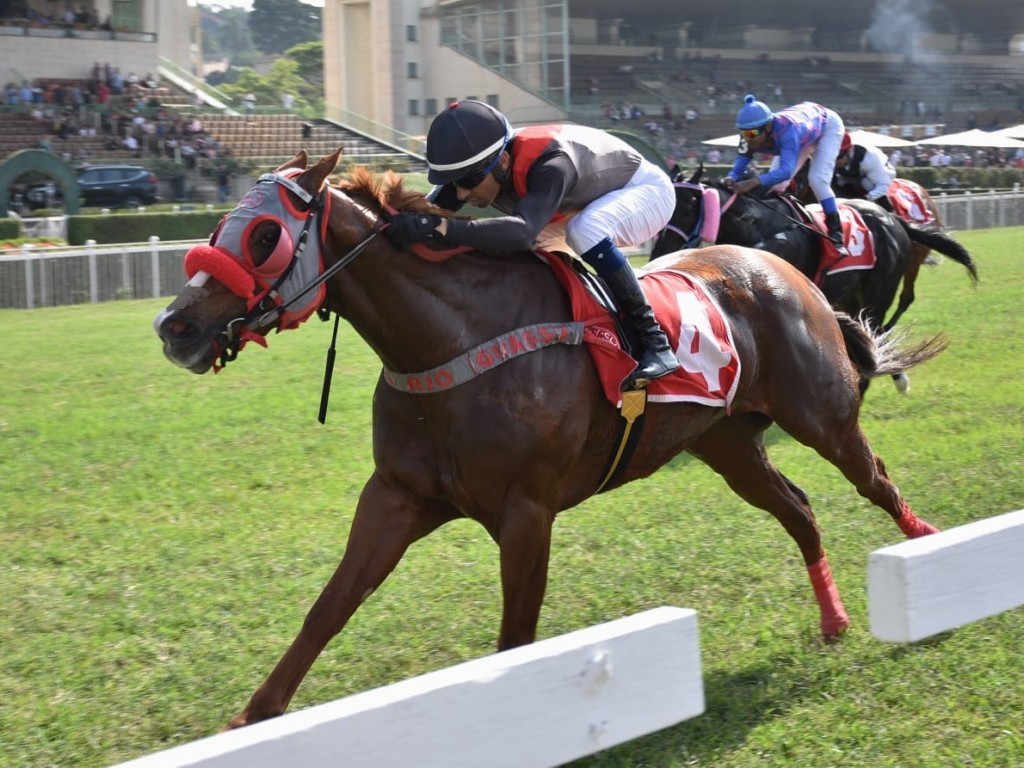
150, 236, 161, 298
111, 607, 704, 768
868, 509, 1024, 643
22, 243, 34, 309
87, 239, 99, 303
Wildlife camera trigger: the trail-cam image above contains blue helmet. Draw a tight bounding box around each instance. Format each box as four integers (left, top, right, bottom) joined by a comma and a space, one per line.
736, 94, 773, 130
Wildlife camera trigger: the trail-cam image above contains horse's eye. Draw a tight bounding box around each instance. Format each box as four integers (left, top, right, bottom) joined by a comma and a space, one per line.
250, 221, 282, 266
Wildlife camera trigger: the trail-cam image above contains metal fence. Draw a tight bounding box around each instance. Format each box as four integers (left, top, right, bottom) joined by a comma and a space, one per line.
0, 238, 189, 310
3, 189, 1024, 310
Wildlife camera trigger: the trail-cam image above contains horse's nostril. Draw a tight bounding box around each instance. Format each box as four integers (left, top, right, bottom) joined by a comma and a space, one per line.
158, 312, 201, 345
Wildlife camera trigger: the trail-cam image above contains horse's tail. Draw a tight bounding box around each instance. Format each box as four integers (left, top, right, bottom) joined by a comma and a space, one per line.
836, 311, 949, 379
899, 219, 980, 284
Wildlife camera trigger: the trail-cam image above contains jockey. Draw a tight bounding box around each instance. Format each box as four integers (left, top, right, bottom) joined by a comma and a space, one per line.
382, 99, 680, 383
834, 132, 897, 211
723, 94, 848, 255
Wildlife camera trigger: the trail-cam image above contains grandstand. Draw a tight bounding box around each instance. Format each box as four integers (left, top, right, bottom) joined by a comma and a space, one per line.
3, 0, 1024, 211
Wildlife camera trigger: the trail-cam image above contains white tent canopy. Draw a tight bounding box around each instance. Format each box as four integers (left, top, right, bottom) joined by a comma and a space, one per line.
701, 134, 740, 147
992, 124, 1024, 140
702, 129, 915, 149
847, 129, 915, 148
915, 129, 1024, 149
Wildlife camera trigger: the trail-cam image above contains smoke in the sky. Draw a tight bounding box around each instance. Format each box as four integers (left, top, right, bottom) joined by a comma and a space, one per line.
864, 0, 934, 55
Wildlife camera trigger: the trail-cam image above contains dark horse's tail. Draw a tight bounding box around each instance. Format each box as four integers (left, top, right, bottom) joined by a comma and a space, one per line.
899, 220, 980, 284
836, 311, 949, 381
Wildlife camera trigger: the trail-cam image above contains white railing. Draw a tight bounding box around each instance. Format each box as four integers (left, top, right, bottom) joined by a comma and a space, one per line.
933, 187, 1024, 230
0, 237, 191, 310
3, 189, 1023, 310
111, 608, 705, 768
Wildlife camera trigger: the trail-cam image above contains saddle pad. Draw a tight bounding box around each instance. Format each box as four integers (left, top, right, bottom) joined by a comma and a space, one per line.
808, 205, 877, 285
543, 253, 741, 409
888, 179, 936, 226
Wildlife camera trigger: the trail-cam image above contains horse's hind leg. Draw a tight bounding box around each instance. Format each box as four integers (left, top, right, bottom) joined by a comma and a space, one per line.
776, 404, 939, 540
688, 414, 850, 638
226, 471, 460, 729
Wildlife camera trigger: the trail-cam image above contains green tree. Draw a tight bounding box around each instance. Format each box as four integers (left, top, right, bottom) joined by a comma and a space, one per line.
286, 40, 323, 87
200, 6, 254, 62
249, 0, 321, 56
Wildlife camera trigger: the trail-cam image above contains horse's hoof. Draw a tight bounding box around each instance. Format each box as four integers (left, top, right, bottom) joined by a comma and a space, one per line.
894, 372, 910, 394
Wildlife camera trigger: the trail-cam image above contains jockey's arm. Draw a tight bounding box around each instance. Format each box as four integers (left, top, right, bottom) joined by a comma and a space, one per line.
441, 155, 574, 252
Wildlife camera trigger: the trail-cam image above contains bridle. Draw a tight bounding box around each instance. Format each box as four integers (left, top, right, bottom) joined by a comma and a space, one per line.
660, 181, 732, 249
196, 173, 378, 371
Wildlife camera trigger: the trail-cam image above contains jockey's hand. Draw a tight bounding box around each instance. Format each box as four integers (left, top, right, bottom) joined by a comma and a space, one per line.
382, 212, 442, 249
721, 176, 735, 190
733, 177, 761, 195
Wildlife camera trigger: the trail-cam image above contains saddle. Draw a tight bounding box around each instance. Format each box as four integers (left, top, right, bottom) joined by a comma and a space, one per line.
768, 194, 876, 286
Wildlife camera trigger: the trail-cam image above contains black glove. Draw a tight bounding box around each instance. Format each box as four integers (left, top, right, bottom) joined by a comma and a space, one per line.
383, 212, 442, 249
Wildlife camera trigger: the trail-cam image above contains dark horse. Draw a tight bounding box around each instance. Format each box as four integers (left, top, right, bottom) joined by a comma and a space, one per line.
791, 163, 973, 330
652, 165, 978, 335
155, 149, 947, 729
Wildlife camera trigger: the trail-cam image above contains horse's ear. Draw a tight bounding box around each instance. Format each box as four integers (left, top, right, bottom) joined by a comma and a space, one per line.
688, 163, 704, 184
276, 150, 309, 174
297, 147, 344, 194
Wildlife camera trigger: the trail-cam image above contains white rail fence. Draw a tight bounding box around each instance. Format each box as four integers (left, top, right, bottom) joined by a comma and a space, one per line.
868, 508, 1024, 643
111, 607, 705, 768
3, 190, 1024, 310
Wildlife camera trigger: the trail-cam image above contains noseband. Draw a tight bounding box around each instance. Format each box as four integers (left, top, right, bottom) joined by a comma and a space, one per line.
182, 173, 378, 371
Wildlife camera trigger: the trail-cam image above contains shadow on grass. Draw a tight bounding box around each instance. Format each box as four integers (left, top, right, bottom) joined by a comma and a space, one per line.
568, 649, 834, 766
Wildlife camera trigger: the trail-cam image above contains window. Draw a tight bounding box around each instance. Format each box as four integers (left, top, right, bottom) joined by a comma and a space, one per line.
425, 98, 438, 115
408, 99, 420, 116
406, 25, 417, 42
407, 62, 418, 79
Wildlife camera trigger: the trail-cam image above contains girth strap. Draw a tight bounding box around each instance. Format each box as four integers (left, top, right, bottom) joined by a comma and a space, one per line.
594, 388, 648, 494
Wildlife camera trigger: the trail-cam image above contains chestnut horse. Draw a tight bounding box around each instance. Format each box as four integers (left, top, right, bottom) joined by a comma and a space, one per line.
154, 149, 947, 729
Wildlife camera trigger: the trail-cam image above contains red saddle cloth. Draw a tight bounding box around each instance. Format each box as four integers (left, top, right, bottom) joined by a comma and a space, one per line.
807, 205, 877, 286
542, 253, 741, 409
888, 179, 936, 226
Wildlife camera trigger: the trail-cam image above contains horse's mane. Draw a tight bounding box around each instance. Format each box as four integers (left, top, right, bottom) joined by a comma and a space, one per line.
334, 166, 448, 216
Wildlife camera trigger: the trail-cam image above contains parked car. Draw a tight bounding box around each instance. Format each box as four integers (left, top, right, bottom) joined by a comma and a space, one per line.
24, 182, 62, 210
77, 165, 159, 208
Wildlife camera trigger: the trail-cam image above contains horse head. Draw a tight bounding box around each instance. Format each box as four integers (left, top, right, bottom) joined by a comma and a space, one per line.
651, 163, 729, 258
154, 148, 345, 374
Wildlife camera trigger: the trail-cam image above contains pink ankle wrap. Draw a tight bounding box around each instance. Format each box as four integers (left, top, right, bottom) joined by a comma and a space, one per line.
807, 558, 850, 637
896, 500, 940, 538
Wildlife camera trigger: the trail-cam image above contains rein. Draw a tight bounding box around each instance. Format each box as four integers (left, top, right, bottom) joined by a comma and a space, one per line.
742, 192, 832, 241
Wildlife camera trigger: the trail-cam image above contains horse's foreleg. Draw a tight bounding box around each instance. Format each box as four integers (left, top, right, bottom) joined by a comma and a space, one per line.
226, 472, 458, 729
496, 500, 555, 650
688, 416, 850, 638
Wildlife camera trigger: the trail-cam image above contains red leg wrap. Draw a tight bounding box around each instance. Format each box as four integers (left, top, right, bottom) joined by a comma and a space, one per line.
807, 558, 850, 637
896, 500, 940, 538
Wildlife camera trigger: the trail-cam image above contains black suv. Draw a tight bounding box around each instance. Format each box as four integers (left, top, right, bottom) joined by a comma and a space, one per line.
77, 165, 160, 208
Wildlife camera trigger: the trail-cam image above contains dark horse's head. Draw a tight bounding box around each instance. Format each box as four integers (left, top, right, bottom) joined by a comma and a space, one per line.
651, 163, 811, 262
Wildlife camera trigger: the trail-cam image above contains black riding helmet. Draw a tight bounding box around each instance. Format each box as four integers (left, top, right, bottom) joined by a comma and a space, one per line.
426, 100, 513, 186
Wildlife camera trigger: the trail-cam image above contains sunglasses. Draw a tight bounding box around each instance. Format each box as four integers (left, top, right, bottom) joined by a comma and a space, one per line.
740, 128, 765, 140
455, 152, 503, 190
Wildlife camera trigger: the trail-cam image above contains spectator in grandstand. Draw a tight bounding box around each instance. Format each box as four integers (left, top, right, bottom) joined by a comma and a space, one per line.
723, 94, 848, 255
833, 132, 896, 211
381, 99, 680, 382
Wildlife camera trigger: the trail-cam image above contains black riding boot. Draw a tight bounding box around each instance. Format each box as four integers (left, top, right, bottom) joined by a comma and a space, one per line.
824, 211, 849, 256
604, 264, 680, 383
